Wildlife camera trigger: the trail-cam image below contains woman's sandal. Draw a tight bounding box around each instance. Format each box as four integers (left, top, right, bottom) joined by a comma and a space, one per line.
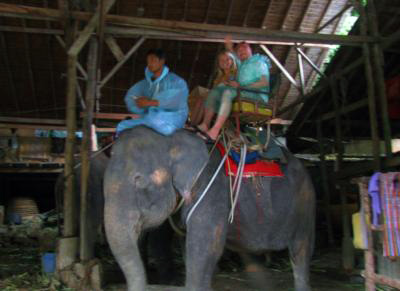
185, 124, 207, 133
196, 131, 216, 144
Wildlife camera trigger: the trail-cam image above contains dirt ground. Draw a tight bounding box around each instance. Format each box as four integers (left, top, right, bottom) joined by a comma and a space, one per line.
0, 237, 371, 291
103, 247, 367, 291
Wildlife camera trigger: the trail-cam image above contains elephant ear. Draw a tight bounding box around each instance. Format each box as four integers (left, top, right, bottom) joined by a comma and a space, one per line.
170, 132, 209, 202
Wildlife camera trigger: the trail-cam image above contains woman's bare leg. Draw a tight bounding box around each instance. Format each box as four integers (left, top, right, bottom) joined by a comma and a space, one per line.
198, 108, 214, 132
207, 91, 233, 140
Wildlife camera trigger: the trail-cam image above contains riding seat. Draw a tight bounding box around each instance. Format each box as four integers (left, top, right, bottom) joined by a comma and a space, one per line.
231, 73, 281, 135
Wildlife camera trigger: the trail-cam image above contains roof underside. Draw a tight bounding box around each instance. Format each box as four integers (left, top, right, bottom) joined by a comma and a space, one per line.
289, 0, 400, 145
0, 0, 352, 121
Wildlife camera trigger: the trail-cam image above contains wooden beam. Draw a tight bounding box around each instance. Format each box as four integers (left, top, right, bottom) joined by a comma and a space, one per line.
63, 21, 78, 238
80, 112, 138, 120
368, 0, 392, 158
105, 26, 336, 48
99, 36, 145, 88
277, 22, 400, 118
0, 3, 377, 46
355, 0, 381, 170
0, 25, 63, 34
0, 167, 63, 174
95, 127, 115, 132
274, 0, 314, 109
0, 122, 115, 133
55, 35, 88, 80
331, 76, 355, 270
260, 45, 300, 90
0, 123, 66, 130
0, 32, 19, 112
21, 17, 39, 118
293, 90, 325, 136
297, 46, 305, 95
188, 0, 214, 87
294, 0, 333, 97
280, 0, 296, 31
0, 23, 347, 49
129, 50, 138, 84
44, 0, 58, 118
304, 0, 344, 92
316, 4, 352, 33
295, 47, 326, 78
316, 117, 334, 245
206, 0, 236, 87
80, 37, 98, 261
321, 98, 368, 121
270, 118, 292, 125
0, 116, 65, 125
260, 0, 274, 29
67, 0, 116, 56
336, 156, 400, 180
97, 0, 106, 68
104, 35, 124, 62
242, 0, 254, 27
57, 0, 68, 29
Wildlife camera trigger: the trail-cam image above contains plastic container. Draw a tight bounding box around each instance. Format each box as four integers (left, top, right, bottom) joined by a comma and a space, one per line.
8, 212, 21, 225
42, 252, 56, 273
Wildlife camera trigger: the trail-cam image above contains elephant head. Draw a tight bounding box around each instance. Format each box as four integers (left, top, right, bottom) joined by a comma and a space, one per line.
105, 126, 209, 228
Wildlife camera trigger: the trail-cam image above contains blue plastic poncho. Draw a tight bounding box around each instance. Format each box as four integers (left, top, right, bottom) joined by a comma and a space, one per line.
235, 54, 271, 103
116, 66, 189, 136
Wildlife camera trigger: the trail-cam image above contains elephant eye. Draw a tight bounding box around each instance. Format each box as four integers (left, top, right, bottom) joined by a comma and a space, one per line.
133, 174, 148, 189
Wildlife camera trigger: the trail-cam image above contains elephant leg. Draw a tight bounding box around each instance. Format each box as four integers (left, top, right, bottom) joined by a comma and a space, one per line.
185, 215, 227, 291
289, 236, 313, 291
104, 207, 146, 291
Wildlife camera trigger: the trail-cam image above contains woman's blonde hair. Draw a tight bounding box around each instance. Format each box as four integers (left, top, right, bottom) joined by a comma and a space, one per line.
213, 50, 237, 86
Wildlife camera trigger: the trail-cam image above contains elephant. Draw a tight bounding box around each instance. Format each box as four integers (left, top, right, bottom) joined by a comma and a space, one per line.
104, 126, 315, 291
55, 151, 109, 258
55, 149, 176, 284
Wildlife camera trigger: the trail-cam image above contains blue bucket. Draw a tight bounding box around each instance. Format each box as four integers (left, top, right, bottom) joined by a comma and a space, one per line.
42, 252, 56, 273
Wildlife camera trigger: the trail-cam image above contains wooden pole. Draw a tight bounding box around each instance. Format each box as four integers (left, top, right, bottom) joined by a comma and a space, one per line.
260, 44, 301, 91
80, 37, 98, 261
321, 98, 368, 121
296, 46, 305, 96
67, 0, 115, 56
359, 179, 376, 291
99, 36, 145, 88
295, 46, 326, 78
367, 0, 392, 159
316, 117, 334, 245
104, 35, 124, 61
316, 4, 352, 33
331, 77, 354, 271
63, 21, 78, 238
55, 35, 88, 79
356, 0, 381, 171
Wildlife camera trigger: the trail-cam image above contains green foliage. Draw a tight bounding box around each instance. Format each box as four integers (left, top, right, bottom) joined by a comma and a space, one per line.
311, 7, 359, 88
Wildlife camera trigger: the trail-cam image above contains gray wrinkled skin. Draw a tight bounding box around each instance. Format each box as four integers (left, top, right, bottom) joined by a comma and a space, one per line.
55, 152, 109, 257
104, 126, 315, 291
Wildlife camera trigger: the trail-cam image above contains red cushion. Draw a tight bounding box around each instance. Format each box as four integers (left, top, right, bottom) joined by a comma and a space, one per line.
216, 143, 284, 178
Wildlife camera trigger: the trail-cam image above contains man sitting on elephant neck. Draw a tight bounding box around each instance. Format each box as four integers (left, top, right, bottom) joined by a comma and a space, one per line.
116, 49, 189, 136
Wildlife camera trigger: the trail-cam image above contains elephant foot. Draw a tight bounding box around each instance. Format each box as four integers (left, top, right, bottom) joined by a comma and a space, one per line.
294, 284, 312, 291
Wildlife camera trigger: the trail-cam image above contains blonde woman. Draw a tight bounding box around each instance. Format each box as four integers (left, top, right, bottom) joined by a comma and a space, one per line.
197, 50, 237, 140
